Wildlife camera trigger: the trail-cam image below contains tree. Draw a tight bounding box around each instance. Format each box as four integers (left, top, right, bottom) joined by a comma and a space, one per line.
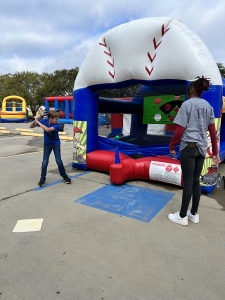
0, 68, 79, 115
3, 72, 44, 116
217, 63, 225, 77
0, 73, 15, 106
39, 68, 79, 98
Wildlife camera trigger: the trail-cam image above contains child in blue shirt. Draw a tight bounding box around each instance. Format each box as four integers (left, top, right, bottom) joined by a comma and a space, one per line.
30, 110, 71, 186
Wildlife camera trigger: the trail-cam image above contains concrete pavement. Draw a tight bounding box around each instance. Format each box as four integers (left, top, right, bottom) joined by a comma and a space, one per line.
0, 123, 225, 300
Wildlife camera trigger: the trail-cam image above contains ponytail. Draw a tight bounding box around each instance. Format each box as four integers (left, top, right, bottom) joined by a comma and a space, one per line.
188, 76, 211, 97
194, 76, 210, 95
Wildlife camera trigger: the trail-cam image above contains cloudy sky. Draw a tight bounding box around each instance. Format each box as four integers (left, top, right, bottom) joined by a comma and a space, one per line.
0, 0, 224, 74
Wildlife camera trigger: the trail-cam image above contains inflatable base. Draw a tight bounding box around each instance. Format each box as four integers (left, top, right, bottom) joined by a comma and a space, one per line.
0, 118, 27, 123
84, 150, 220, 195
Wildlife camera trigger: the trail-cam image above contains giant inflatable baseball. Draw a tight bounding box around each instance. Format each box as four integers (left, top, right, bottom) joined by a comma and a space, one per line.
72, 17, 224, 194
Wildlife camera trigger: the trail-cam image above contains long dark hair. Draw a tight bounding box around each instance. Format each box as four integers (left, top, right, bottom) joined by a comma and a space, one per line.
188, 76, 211, 97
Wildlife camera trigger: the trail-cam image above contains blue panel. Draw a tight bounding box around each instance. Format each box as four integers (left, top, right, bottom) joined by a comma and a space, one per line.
69, 101, 73, 113
219, 139, 225, 162
75, 184, 175, 222
130, 114, 143, 134
55, 100, 59, 110
200, 184, 216, 195
73, 88, 98, 153
220, 114, 225, 141
72, 162, 87, 170
97, 136, 174, 157
65, 99, 69, 119
222, 78, 225, 96
45, 99, 49, 110
201, 84, 222, 118
90, 79, 187, 92
134, 80, 187, 97
60, 102, 65, 112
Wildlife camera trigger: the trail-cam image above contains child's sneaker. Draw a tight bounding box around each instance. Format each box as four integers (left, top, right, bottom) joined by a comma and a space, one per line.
38, 179, 45, 187
187, 210, 199, 224
63, 175, 71, 184
168, 212, 188, 226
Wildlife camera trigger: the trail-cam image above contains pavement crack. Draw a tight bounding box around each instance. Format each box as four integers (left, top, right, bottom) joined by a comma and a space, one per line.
0, 189, 34, 202
78, 177, 108, 186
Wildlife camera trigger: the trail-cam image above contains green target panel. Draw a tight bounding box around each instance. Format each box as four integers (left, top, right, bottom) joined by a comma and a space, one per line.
143, 95, 185, 124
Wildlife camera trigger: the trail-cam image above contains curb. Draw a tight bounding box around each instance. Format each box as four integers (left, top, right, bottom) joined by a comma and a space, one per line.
15, 128, 34, 132
19, 131, 73, 141
0, 130, 10, 134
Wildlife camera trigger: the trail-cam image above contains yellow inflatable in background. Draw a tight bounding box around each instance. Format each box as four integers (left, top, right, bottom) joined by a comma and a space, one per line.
0, 95, 27, 123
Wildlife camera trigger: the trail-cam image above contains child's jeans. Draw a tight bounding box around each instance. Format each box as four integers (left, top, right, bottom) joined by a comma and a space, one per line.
41, 144, 67, 181
180, 145, 205, 216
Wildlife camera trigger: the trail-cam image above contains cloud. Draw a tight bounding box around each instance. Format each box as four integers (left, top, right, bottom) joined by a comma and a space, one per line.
0, 0, 224, 74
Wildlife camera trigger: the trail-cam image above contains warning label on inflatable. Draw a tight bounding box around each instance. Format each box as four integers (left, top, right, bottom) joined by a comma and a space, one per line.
149, 161, 182, 186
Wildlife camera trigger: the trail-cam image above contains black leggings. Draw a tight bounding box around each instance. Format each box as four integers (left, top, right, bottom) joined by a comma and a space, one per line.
180, 146, 205, 217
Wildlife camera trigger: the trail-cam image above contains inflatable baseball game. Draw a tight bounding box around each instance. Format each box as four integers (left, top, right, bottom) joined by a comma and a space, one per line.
72, 17, 224, 194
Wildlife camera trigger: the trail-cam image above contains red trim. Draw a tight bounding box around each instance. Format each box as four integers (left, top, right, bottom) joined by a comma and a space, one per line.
45, 96, 73, 101
0, 112, 26, 115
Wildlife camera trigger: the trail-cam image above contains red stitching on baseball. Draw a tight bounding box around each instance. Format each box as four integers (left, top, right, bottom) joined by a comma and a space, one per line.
145, 66, 154, 76
147, 52, 156, 63
109, 70, 115, 79
145, 23, 170, 77
104, 48, 112, 56
99, 38, 107, 47
162, 24, 170, 36
153, 37, 161, 49
99, 37, 115, 79
107, 58, 114, 68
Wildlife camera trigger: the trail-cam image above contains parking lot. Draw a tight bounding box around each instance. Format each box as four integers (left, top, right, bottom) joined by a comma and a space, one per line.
0, 122, 225, 300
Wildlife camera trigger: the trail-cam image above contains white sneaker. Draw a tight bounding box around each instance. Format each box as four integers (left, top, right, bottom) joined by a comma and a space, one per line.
187, 210, 199, 224
168, 212, 188, 226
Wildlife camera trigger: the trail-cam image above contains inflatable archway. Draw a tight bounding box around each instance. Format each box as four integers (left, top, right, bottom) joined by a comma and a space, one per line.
0, 95, 27, 122
72, 17, 223, 194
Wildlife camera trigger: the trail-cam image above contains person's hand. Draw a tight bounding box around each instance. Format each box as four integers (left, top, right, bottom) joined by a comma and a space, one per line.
34, 115, 40, 122
212, 155, 220, 165
170, 150, 176, 157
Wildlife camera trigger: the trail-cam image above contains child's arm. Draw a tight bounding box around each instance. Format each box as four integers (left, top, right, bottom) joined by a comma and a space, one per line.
208, 123, 220, 165
34, 116, 55, 133
30, 119, 37, 128
76, 143, 85, 151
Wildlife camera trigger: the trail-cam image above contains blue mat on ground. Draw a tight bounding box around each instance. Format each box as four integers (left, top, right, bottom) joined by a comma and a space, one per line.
75, 184, 175, 222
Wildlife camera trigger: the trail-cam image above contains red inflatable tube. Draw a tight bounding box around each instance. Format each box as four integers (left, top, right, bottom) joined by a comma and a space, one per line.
110, 156, 183, 186
86, 150, 133, 173
86, 150, 183, 187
